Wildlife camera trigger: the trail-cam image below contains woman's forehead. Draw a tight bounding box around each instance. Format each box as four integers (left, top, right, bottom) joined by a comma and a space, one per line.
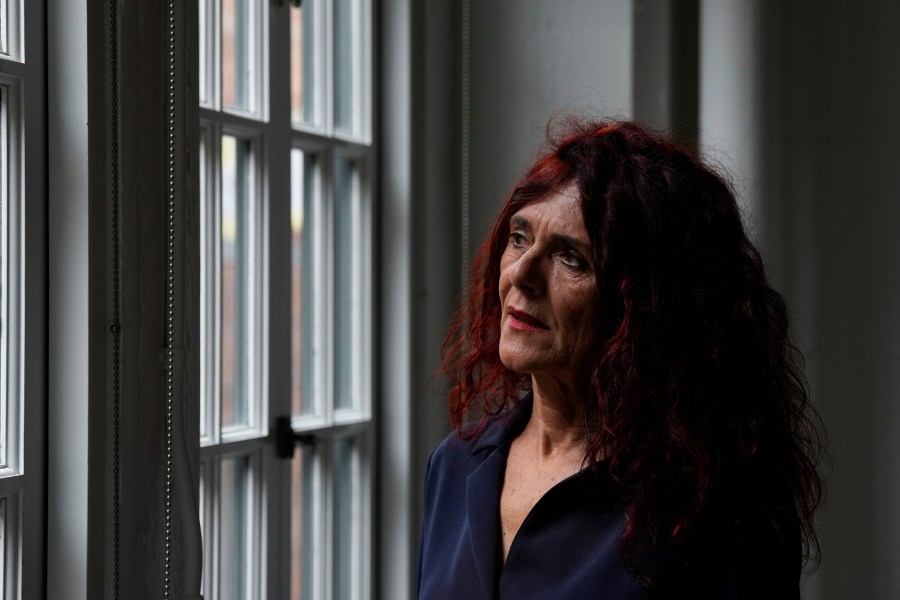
511, 185, 587, 236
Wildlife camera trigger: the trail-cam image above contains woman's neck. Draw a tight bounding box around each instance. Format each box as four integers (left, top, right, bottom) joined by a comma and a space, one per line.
523, 375, 588, 460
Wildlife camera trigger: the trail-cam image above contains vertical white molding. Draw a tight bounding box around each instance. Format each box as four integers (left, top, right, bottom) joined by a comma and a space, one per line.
265, 1, 292, 598
379, 0, 413, 597
46, 0, 104, 596
698, 0, 762, 224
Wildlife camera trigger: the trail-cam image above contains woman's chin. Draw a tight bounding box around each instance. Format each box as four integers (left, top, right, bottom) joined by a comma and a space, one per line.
498, 348, 542, 376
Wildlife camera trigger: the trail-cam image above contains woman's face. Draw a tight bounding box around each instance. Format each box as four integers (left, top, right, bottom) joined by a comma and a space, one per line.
498, 185, 600, 383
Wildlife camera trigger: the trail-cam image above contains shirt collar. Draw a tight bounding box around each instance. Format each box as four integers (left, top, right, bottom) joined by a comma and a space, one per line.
469, 392, 533, 455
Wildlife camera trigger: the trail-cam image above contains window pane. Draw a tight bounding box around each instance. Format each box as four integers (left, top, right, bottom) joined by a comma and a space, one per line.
290, 1, 316, 124
332, 0, 355, 132
222, 0, 253, 112
0, 0, 18, 61
290, 447, 316, 600
292, 150, 318, 417
199, 0, 211, 106
221, 135, 253, 428
332, 438, 356, 600
332, 158, 358, 411
220, 455, 253, 600
0, 0, 7, 57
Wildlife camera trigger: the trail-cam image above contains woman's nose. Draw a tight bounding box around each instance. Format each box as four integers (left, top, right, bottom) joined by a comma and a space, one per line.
509, 249, 545, 295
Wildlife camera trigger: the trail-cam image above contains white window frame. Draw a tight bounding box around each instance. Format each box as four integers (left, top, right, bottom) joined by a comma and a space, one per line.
0, 70, 24, 600
0, 0, 22, 62
0, 0, 44, 596
0, 73, 22, 480
203, 121, 268, 444
35, 0, 456, 596
199, 115, 271, 598
199, 0, 375, 598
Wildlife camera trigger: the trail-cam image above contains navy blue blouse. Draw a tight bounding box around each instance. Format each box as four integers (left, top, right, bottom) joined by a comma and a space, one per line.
417, 398, 801, 599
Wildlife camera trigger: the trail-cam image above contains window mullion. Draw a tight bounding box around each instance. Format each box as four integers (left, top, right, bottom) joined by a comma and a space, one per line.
320, 440, 333, 600
324, 0, 335, 135
250, 131, 264, 433
264, 2, 293, 597
204, 457, 220, 600
211, 119, 224, 447
323, 145, 335, 427
213, 0, 222, 111
249, 449, 264, 599
352, 0, 362, 136
360, 154, 374, 423
352, 159, 362, 418
312, 150, 327, 421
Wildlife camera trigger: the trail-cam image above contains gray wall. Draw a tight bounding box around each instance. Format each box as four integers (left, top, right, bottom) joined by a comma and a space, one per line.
468, 0, 633, 258
422, 0, 900, 595
765, 2, 900, 597
700, 1, 900, 596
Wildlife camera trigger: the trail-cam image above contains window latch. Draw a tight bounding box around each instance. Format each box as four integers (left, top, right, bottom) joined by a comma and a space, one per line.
275, 416, 315, 459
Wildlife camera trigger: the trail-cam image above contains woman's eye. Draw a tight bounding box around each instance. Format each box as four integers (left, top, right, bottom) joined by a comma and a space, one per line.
559, 250, 587, 270
509, 231, 527, 248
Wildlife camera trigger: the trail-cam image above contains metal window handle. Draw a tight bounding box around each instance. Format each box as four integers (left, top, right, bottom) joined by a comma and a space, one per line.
275, 415, 316, 459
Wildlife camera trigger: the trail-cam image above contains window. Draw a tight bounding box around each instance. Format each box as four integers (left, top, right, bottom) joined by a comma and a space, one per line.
0, 0, 44, 597
199, 0, 373, 597
0, 43, 24, 600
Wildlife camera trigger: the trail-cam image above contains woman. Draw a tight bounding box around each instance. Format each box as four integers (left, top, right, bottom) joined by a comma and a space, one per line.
417, 121, 824, 598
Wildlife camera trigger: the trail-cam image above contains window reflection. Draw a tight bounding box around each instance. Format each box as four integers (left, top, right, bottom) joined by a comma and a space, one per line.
221, 135, 252, 428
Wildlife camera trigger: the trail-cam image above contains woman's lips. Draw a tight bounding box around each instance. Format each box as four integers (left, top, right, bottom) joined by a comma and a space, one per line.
507, 307, 549, 331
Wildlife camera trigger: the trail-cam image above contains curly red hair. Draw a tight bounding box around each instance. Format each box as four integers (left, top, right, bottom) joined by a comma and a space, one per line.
442, 120, 824, 583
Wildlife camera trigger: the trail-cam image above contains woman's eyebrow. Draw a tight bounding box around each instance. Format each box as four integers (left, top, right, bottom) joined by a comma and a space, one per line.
509, 215, 530, 230
550, 233, 591, 253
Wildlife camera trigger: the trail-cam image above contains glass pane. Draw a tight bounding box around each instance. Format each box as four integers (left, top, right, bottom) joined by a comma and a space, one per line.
220, 455, 252, 600
290, 1, 316, 124
199, 0, 211, 106
292, 151, 318, 417
222, 0, 253, 112
290, 447, 316, 600
333, 158, 358, 411
332, 0, 355, 132
221, 135, 253, 428
332, 438, 355, 600
0, 0, 17, 61
0, 0, 7, 57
